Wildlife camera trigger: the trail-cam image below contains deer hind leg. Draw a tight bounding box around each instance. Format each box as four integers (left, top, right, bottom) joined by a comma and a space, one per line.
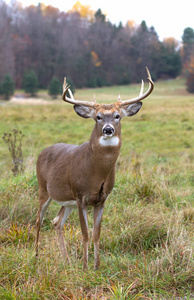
35, 190, 52, 256
93, 205, 104, 270
53, 206, 74, 260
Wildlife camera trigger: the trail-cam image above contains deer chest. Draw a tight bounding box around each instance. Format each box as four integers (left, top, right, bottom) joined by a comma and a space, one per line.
83, 192, 108, 206
83, 182, 109, 206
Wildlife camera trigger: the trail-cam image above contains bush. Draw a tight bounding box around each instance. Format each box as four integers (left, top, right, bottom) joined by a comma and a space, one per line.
48, 76, 61, 99
1, 74, 14, 100
23, 70, 38, 96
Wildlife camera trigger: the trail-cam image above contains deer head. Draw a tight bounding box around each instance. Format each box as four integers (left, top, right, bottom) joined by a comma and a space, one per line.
62, 68, 154, 146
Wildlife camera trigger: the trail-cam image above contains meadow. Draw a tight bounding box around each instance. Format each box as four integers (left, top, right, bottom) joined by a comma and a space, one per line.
0, 78, 193, 299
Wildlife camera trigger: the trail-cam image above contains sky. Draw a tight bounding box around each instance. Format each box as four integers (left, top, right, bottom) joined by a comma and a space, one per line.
11, 0, 194, 41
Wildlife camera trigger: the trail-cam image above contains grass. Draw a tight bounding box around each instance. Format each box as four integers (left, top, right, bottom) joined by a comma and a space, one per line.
0, 78, 194, 299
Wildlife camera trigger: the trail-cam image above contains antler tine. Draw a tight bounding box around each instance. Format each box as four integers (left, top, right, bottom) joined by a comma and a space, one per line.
68, 86, 75, 100
63, 77, 68, 91
117, 67, 154, 107
62, 77, 99, 108
139, 80, 144, 96
93, 94, 97, 104
146, 66, 152, 81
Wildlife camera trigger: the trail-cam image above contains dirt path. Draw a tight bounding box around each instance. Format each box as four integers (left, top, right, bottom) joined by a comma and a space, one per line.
10, 96, 51, 105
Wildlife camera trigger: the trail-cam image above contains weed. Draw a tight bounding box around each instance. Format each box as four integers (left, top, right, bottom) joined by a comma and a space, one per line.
107, 279, 144, 299
6, 222, 34, 244
182, 207, 194, 224
2, 129, 25, 176
0, 286, 16, 300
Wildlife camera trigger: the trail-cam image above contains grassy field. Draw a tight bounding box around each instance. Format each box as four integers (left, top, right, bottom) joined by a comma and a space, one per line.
0, 78, 194, 299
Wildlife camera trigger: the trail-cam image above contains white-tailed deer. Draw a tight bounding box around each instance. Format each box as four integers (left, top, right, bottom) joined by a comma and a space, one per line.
35, 68, 154, 270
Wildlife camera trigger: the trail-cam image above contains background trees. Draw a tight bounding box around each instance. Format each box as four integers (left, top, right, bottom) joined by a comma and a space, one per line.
0, 0, 193, 92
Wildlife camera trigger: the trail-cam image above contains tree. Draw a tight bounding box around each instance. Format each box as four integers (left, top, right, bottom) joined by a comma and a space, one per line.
186, 56, 194, 93
95, 9, 106, 23
182, 27, 194, 44
0, 1, 14, 83
182, 27, 194, 68
1, 74, 14, 100
161, 43, 182, 78
48, 76, 61, 99
69, 1, 94, 21
23, 70, 38, 96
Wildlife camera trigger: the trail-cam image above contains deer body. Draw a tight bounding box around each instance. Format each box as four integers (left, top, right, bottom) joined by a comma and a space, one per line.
35, 68, 154, 270
37, 139, 120, 204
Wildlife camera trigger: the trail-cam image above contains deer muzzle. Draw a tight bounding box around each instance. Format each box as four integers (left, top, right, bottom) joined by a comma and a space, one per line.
102, 125, 115, 136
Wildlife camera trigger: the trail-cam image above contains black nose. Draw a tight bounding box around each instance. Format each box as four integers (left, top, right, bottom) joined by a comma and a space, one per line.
103, 125, 114, 135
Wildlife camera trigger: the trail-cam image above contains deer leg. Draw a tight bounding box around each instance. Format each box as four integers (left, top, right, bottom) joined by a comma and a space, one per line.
35, 191, 52, 256
77, 202, 88, 271
53, 206, 74, 260
93, 205, 104, 270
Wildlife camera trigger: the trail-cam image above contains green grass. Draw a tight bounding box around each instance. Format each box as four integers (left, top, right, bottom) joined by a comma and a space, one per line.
0, 78, 194, 299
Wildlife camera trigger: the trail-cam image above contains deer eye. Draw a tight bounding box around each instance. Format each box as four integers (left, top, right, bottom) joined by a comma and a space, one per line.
96, 115, 102, 120
115, 114, 120, 119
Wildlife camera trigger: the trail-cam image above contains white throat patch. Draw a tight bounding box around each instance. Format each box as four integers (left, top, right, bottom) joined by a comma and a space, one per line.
99, 136, 120, 147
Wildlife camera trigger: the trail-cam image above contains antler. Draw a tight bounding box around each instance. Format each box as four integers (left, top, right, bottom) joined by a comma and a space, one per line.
117, 67, 154, 107
62, 78, 99, 108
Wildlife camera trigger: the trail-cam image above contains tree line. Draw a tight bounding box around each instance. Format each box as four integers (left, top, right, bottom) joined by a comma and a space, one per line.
0, 0, 193, 95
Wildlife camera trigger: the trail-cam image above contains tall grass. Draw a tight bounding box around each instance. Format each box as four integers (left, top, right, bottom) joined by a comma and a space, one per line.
0, 78, 193, 299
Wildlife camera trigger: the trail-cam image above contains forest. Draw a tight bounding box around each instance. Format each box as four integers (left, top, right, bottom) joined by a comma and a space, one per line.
0, 0, 194, 90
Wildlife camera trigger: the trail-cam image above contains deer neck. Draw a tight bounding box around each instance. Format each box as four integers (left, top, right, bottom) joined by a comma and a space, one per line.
87, 124, 122, 171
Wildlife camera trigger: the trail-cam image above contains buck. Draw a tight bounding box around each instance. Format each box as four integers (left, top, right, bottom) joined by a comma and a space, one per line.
35, 68, 154, 270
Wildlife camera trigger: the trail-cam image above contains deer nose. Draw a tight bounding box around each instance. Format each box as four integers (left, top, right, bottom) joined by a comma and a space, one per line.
103, 125, 114, 136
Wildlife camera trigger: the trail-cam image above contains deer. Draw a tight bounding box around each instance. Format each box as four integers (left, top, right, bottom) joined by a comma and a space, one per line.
35, 67, 154, 270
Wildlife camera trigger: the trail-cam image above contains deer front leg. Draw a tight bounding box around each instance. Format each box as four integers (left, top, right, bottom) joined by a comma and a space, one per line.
93, 205, 104, 270
77, 202, 88, 271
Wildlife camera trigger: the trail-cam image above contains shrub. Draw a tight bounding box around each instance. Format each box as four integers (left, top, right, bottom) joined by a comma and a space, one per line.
1, 74, 14, 100
48, 76, 61, 99
23, 70, 38, 96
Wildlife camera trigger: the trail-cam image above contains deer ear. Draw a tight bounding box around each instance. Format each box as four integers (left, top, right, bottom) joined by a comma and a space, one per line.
74, 105, 95, 119
121, 102, 142, 118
